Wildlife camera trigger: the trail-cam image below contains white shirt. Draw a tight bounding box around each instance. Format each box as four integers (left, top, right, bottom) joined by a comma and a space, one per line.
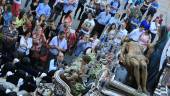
114, 29, 128, 44
81, 19, 95, 34
17, 36, 33, 55
128, 28, 144, 41
49, 36, 67, 55
91, 38, 100, 49
150, 22, 160, 34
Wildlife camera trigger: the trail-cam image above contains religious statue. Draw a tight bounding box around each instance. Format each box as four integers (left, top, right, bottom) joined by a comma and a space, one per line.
120, 41, 148, 93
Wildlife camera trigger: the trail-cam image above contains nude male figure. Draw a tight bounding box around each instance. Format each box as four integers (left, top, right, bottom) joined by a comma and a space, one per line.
120, 41, 148, 93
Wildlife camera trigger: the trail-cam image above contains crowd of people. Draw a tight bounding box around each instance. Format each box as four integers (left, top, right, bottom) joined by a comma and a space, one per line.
0, 0, 170, 95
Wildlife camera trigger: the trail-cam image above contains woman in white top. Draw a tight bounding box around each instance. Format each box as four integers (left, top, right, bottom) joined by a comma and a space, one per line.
150, 17, 160, 42
17, 30, 33, 56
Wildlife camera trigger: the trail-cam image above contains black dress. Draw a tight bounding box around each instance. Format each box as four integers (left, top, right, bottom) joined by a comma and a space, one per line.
30, 2, 38, 17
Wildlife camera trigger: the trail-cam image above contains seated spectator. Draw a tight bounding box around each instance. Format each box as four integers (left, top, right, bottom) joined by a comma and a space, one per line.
17, 30, 33, 58
90, 33, 100, 51
31, 26, 46, 60
49, 51, 65, 72
36, 0, 51, 19
79, 12, 95, 37
74, 35, 92, 56
36, 14, 47, 29
128, 25, 145, 41
16, 11, 27, 35
113, 22, 128, 44
49, 32, 67, 58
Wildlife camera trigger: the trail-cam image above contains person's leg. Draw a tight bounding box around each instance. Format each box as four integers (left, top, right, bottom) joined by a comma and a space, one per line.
130, 58, 141, 91
78, 4, 84, 20
140, 60, 148, 93
24, 0, 30, 8
150, 32, 156, 43
74, 2, 81, 18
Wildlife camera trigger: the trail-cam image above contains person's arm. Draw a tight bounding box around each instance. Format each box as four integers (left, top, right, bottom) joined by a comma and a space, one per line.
27, 38, 33, 49
19, 36, 27, 48
36, 3, 42, 17
49, 37, 57, 49
120, 42, 127, 64
58, 40, 67, 52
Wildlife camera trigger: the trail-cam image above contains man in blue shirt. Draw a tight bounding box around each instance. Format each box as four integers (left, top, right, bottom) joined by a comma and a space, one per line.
110, 0, 120, 16
36, 0, 51, 19
91, 6, 111, 37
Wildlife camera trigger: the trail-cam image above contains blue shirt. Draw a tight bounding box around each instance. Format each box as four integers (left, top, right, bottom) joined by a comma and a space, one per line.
3, 12, 12, 27
49, 36, 67, 55
63, 0, 78, 13
96, 12, 111, 25
36, 3, 51, 18
140, 20, 150, 30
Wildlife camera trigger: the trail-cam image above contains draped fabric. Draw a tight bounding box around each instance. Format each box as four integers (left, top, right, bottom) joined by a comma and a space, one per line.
147, 37, 168, 93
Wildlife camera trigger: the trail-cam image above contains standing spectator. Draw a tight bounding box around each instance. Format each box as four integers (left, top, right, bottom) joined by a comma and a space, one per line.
62, 10, 73, 27
110, 0, 120, 16
79, 12, 95, 37
44, 19, 57, 43
146, 0, 159, 18
2, 19, 18, 62
74, 0, 87, 20
11, 0, 21, 17
77, 0, 96, 30
59, 0, 78, 24
36, 0, 51, 19
17, 30, 33, 58
49, 51, 65, 72
3, 4, 12, 27
91, 5, 111, 37
149, 17, 160, 42
49, 0, 64, 21
49, 32, 67, 58
140, 0, 150, 15
128, 25, 145, 41
30, 0, 39, 17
